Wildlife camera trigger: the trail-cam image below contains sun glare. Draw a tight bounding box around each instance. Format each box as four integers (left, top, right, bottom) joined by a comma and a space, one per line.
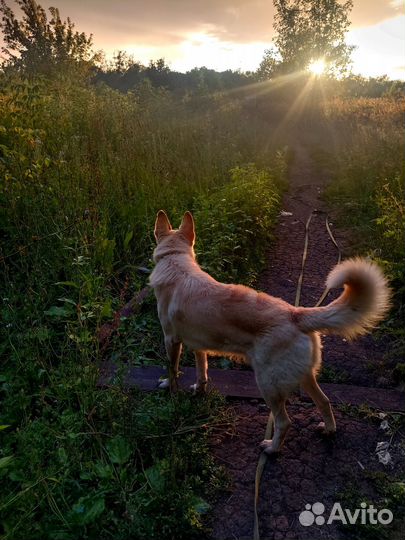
308, 59, 326, 76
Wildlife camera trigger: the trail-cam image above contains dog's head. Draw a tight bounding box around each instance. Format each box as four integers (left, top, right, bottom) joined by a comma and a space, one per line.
153, 210, 195, 263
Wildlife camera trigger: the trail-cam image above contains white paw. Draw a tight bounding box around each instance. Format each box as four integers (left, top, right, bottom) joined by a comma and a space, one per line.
316, 421, 336, 436
189, 382, 208, 394
158, 378, 170, 389
259, 439, 280, 455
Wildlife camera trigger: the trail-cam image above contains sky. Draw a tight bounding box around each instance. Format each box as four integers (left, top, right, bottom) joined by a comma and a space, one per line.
1, 0, 405, 79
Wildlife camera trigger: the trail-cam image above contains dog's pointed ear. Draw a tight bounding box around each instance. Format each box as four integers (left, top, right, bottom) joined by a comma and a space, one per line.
154, 210, 172, 242
179, 211, 195, 245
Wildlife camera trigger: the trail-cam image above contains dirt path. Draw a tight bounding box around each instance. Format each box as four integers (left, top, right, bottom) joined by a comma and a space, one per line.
209, 144, 404, 540
260, 143, 391, 388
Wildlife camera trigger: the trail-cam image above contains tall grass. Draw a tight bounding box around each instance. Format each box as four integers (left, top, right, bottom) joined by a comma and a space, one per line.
0, 75, 286, 539
315, 96, 405, 357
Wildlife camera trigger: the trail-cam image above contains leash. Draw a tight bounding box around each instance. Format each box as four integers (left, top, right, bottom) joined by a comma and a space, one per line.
315, 216, 342, 307
253, 210, 342, 540
294, 212, 314, 308
253, 412, 274, 540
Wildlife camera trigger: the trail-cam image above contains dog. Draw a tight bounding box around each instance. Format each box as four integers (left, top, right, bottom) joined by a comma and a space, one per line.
150, 210, 391, 454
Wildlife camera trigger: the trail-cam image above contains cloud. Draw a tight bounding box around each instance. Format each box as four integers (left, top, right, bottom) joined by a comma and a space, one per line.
350, 0, 404, 27
3, 0, 403, 51
1, 0, 403, 77
20, 0, 276, 48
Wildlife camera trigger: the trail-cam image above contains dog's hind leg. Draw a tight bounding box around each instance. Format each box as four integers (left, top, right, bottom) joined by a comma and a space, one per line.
301, 372, 336, 435
158, 336, 182, 392
190, 350, 208, 394
258, 390, 291, 455
254, 334, 313, 453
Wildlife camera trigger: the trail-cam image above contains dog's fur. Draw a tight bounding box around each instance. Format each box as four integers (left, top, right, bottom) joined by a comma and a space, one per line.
150, 210, 391, 453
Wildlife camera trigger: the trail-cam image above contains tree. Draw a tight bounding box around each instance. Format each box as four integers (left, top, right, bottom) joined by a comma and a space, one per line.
109, 50, 138, 74
144, 59, 171, 87
258, 0, 355, 79
0, 0, 96, 75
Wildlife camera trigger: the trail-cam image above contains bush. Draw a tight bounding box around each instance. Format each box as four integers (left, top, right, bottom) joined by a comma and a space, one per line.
196, 161, 286, 284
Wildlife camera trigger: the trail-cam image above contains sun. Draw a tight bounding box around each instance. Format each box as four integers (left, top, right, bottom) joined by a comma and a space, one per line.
308, 59, 326, 76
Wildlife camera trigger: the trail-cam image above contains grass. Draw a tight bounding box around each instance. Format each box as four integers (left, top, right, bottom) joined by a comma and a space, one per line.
0, 74, 286, 539
310, 95, 405, 376
0, 379, 231, 539
337, 473, 405, 540
318, 365, 350, 384
335, 404, 405, 540
2, 72, 404, 539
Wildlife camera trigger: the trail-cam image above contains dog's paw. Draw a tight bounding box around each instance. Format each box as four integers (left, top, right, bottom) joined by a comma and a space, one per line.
259, 439, 280, 455
189, 382, 208, 395
316, 421, 336, 436
158, 378, 170, 389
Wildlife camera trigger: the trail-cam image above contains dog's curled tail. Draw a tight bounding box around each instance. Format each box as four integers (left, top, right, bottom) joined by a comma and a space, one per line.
294, 258, 391, 339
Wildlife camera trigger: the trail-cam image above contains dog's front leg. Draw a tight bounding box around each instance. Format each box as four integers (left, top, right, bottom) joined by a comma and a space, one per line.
191, 350, 208, 394
159, 336, 182, 393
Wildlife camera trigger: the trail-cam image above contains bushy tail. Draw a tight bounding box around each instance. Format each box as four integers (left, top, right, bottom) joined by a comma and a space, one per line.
293, 258, 391, 339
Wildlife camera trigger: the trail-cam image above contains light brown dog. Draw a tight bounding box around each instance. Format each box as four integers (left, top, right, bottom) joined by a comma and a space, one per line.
150, 210, 391, 453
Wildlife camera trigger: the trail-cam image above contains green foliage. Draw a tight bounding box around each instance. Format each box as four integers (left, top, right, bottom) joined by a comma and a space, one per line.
97, 161, 278, 400
196, 161, 286, 284
338, 472, 405, 540
336, 75, 405, 99
97, 60, 254, 94
0, 76, 282, 279
0, 353, 229, 539
0, 0, 95, 76
312, 96, 405, 353
258, 0, 354, 79
318, 365, 349, 384
0, 71, 285, 539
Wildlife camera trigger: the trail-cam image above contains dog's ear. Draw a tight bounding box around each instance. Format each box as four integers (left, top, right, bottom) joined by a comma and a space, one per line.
154, 210, 172, 242
179, 211, 195, 245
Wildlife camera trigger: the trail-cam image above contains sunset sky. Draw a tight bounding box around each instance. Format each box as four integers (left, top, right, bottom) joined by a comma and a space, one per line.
2, 0, 405, 79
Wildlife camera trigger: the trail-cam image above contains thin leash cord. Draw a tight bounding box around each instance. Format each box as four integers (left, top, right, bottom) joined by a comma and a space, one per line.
253, 411, 273, 540
315, 217, 342, 307
253, 211, 341, 540
294, 212, 313, 308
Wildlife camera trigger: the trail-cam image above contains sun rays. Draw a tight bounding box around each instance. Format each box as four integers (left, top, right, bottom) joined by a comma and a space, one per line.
308, 59, 326, 76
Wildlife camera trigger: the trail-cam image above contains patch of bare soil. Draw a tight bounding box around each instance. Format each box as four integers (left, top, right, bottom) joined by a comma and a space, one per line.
209, 400, 404, 540
208, 144, 404, 540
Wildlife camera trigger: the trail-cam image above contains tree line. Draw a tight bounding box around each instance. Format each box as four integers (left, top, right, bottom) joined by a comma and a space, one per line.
0, 0, 403, 97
